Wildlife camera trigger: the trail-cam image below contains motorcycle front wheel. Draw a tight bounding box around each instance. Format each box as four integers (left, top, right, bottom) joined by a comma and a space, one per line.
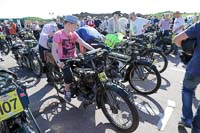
100, 83, 139, 132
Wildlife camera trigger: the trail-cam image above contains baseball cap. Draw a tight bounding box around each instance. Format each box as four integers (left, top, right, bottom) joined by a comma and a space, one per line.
64, 15, 79, 24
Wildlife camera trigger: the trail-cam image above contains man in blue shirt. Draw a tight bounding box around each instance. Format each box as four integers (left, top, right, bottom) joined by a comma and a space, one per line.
76, 26, 107, 53
174, 22, 200, 133
76, 26, 104, 44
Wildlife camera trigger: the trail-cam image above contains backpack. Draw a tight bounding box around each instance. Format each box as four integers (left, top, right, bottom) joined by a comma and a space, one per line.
105, 33, 124, 48
180, 39, 197, 65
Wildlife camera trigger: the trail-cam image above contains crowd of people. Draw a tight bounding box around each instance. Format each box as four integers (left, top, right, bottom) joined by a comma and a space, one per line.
0, 10, 200, 133
1, 11, 199, 43
38, 11, 200, 133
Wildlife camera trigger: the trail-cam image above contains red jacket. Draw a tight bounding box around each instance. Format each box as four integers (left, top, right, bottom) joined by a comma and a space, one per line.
86, 20, 95, 27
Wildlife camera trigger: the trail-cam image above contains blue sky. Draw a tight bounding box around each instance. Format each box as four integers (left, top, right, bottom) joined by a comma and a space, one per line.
1, 0, 199, 18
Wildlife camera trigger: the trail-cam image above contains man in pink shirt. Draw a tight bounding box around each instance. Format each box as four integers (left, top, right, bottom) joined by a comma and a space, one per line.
52, 15, 94, 102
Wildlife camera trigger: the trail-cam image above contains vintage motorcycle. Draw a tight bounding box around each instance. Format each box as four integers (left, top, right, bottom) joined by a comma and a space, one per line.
0, 68, 42, 133
45, 48, 140, 132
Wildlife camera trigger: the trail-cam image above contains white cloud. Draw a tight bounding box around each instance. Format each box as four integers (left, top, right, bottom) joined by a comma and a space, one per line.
0, 0, 199, 18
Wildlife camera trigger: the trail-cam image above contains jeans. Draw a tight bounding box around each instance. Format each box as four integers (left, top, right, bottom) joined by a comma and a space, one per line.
181, 72, 200, 131
192, 103, 200, 133
174, 45, 179, 54
163, 30, 170, 36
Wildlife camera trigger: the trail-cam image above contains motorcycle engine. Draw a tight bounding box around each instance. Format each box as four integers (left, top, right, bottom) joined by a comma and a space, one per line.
73, 68, 96, 94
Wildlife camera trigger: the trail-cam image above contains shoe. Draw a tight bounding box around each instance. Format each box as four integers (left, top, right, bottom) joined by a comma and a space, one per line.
178, 121, 192, 128
64, 91, 71, 102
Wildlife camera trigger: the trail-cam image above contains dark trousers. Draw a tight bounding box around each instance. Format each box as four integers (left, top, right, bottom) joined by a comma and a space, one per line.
163, 30, 170, 36
33, 30, 40, 41
38, 45, 51, 80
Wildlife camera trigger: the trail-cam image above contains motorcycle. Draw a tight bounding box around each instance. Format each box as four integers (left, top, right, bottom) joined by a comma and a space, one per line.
11, 40, 43, 77
153, 30, 174, 55
46, 48, 140, 132
0, 68, 42, 133
0, 34, 10, 55
106, 48, 162, 95
17, 29, 36, 42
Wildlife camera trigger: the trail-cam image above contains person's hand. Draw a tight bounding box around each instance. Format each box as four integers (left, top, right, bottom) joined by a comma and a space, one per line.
142, 28, 145, 33
48, 32, 54, 38
57, 62, 65, 68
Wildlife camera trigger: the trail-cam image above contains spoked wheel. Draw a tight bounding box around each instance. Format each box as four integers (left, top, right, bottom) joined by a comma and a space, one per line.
100, 85, 139, 132
30, 53, 43, 77
128, 61, 161, 95
144, 49, 168, 73
0, 40, 10, 55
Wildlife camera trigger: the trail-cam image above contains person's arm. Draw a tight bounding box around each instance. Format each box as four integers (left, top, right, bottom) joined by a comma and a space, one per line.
143, 21, 151, 30
52, 33, 64, 68
174, 32, 188, 47
142, 18, 151, 31
52, 42, 60, 64
173, 25, 184, 33
79, 43, 86, 54
158, 20, 162, 27
76, 35, 94, 50
174, 23, 198, 47
41, 25, 54, 39
52, 42, 64, 68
